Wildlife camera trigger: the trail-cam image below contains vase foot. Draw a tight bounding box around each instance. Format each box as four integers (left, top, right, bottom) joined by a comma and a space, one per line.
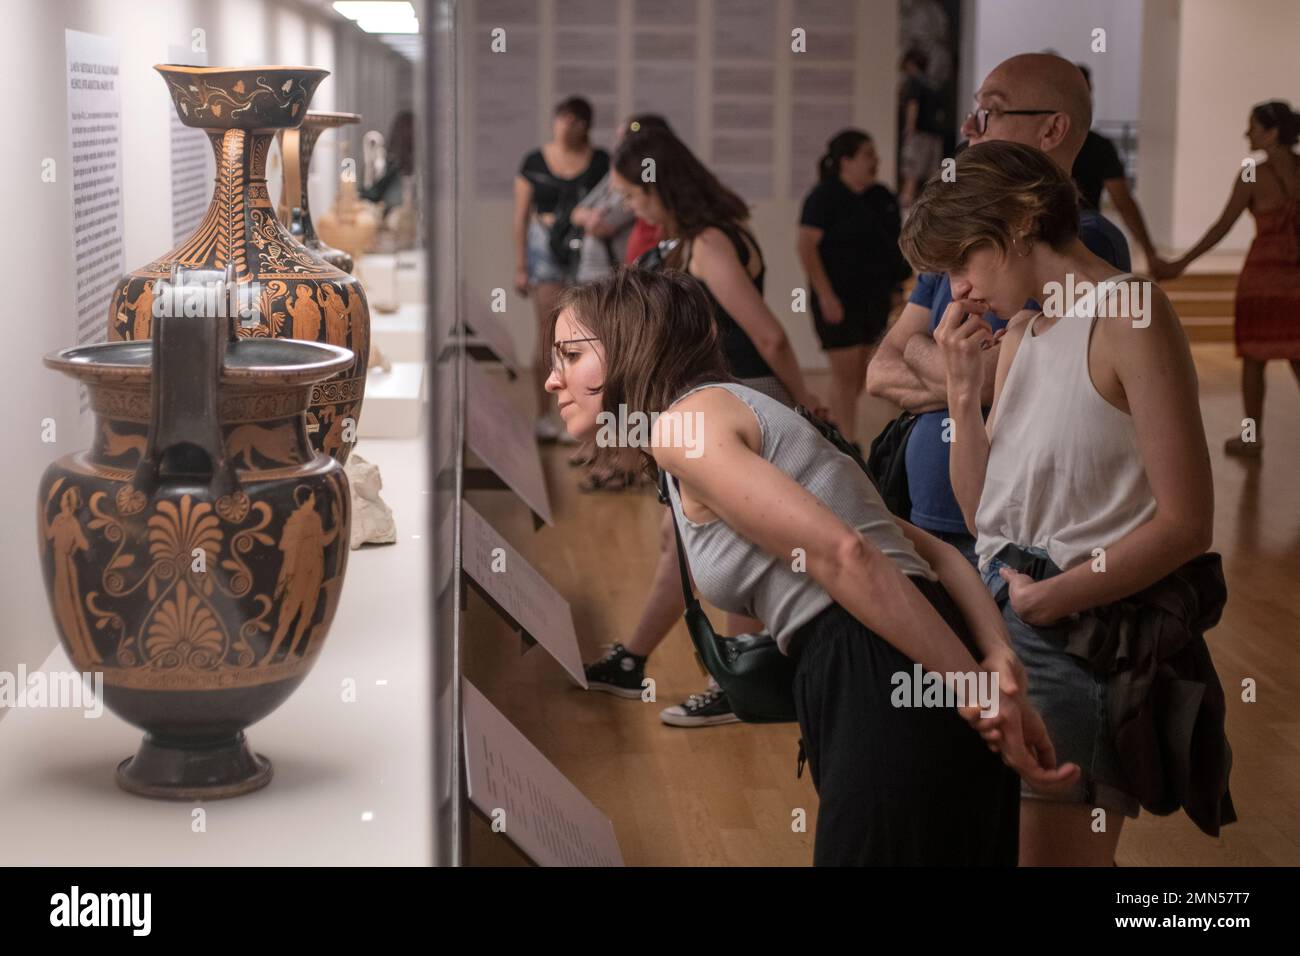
116, 732, 273, 800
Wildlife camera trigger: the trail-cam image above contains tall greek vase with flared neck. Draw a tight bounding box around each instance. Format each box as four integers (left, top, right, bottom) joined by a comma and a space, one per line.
107, 65, 370, 464
277, 110, 362, 273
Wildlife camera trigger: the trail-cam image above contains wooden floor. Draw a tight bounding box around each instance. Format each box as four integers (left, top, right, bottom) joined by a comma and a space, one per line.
463, 344, 1300, 866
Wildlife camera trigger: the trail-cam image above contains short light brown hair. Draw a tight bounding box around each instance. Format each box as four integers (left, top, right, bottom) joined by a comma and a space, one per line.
899, 141, 1080, 275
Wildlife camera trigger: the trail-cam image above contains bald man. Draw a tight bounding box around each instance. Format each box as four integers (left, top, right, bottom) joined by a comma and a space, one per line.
866, 53, 1133, 867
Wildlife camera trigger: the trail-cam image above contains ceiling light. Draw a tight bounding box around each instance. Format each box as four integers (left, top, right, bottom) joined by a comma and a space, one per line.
333, 2, 419, 34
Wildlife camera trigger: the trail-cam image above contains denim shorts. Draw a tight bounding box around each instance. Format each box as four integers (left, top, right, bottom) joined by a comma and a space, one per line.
526, 219, 571, 286
982, 549, 1140, 818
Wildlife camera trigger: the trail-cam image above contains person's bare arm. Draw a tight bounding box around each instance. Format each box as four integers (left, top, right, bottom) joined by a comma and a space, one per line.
1168, 175, 1252, 274
1002, 294, 1214, 624
512, 175, 533, 294
903, 329, 999, 406
896, 518, 1011, 661
691, 228, 817, 409
654, 391, 1078, 790
940, 305, 1030, 533
1103, 177, 1157, 264
796, 226, 836, 303
865, 302, 948, 411
590, 198, 635, 238
868, 297, 999, 412
655, 388, 982, 678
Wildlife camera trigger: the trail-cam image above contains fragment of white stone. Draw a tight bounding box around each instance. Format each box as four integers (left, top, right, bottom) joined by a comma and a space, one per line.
344, 453, 397, 549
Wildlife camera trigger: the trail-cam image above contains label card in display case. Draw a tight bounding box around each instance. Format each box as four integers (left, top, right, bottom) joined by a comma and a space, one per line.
65, 30, 124, 353
463, 678, 623, 867
463, 360, 553, 527
167, 43, 212, 245
460, 501, 586, 688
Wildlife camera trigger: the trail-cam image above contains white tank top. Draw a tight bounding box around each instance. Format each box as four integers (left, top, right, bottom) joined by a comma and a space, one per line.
975, 273, 1157, 572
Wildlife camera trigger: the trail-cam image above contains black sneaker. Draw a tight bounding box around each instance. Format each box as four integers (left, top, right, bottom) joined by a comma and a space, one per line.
659, 686, 740, 727
584, 643, 647, 699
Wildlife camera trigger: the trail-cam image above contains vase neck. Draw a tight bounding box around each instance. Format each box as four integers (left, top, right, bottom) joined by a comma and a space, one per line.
207, 127, 277, 185
197, 128, 291, 282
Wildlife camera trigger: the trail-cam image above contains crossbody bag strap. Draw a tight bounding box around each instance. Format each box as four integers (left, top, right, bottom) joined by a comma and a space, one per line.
657, 470, 700, 610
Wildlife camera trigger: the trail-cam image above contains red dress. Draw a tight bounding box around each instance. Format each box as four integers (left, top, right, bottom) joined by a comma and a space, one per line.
624, 218, 662, 264
1234, 176, 1300, 361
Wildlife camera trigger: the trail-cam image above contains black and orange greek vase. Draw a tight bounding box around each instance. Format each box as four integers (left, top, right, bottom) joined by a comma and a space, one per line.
39, 296, 353, 799
107, 65, 369, 463
277, 110, 362, 273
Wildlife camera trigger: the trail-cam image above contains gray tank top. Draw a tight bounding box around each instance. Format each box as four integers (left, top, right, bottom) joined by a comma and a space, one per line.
664, 382, 936, 652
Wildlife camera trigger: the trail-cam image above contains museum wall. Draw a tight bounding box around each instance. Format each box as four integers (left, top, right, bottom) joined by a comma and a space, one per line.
0, 0, 410, 717
1168, 0, 1300, 253
963, 0, 1143, 131
456, 0, 901, 373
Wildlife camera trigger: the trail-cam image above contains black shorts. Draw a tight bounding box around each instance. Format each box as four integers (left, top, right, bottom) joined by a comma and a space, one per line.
811, 287, 893, 351
786, 577, 1021, 866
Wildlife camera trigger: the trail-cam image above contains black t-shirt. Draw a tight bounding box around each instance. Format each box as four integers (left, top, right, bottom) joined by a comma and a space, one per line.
800, 178, 910, 307
901, 75, 943, 135
1072, 131, 1125, 211
518, 148, 610, 214
634, 223, 775, 380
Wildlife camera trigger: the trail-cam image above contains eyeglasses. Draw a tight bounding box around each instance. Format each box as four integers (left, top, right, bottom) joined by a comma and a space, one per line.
966, 105, 1059, 135
551, 336, 598, 375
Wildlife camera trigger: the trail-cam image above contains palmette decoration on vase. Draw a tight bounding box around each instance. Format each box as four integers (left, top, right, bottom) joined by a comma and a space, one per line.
39, 284, 353, 799
107, 65, 370, 464
277, 110, 363, 273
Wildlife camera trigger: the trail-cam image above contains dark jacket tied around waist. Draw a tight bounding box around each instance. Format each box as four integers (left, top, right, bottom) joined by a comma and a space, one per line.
1062, 552, 1236, 836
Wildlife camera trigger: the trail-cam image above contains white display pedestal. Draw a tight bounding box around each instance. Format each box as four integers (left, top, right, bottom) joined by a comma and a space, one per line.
371, 302, 425, 363
359, 362, 425, 439
0, 438, 431, 865
357, 250, 425, 313
395, 248, 424, 304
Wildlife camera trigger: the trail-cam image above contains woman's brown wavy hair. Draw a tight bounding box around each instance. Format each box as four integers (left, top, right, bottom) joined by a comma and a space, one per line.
548, 268, 734, 477
613, 126, 749, 269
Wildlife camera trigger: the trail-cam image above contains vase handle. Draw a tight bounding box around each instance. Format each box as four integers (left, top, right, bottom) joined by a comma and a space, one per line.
131, 263, 242, 504
279, 127, 302, 232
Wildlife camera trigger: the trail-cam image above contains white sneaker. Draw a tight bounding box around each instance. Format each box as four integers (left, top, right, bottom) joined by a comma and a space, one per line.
659, 686, 740, 727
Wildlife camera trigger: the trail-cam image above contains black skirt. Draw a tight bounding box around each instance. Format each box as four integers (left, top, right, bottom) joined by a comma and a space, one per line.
810, 284, 893, 350
787, 577, 1020, 865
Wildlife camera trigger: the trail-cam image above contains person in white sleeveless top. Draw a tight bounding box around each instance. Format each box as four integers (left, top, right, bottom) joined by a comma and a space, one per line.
900, 141, 1215, 866
544, 268, 1080, 865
